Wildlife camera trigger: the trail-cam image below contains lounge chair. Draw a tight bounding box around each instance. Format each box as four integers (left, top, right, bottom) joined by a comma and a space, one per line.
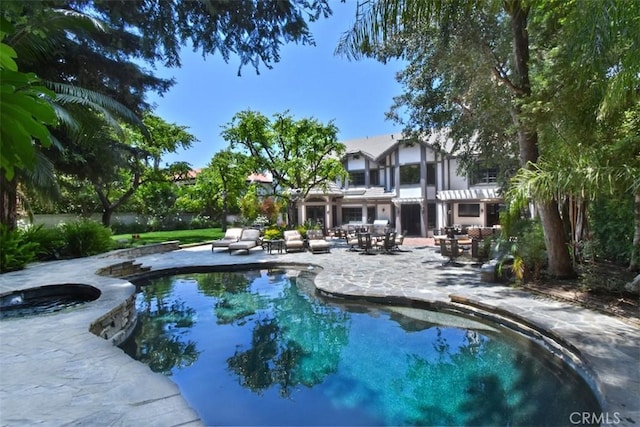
212, 227, 243, 252
307, 229, 331, 254
228, 228, 261, 254
283, 230, 306, 253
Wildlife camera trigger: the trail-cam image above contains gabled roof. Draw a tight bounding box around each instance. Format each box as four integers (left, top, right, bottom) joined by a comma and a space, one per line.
341, 129, 455, 163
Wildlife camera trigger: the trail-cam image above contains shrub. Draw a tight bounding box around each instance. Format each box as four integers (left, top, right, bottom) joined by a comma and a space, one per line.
61, 220, 114, 258
0, 225, 38, 272
263, 226, 284, 240
21, 225, 66, 261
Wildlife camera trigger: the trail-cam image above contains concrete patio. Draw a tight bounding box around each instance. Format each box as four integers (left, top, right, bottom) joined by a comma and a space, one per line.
0, 239, 638, 426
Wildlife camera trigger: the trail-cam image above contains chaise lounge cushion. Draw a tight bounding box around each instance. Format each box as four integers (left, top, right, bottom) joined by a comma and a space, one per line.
283, 230, 305, 252
228, 229, 261, 254
212, 228, 243, 251
307, 230, 330, 253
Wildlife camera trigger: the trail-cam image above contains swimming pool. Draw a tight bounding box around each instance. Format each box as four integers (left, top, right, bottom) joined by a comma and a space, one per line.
121, 267, 600, 426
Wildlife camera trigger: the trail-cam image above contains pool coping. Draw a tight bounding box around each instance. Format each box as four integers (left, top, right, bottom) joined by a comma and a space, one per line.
0, 242, 638, 426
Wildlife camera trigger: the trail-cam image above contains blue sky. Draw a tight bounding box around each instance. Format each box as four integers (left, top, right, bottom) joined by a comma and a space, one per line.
147, 1, 405, 169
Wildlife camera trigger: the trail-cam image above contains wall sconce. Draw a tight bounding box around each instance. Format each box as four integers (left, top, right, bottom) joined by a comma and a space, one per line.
382, 207, 386, 212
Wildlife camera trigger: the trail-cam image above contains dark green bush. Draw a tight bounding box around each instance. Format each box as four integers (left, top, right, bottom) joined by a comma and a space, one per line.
21, 225, 66, 261
61, 220, 114, 258
0, 225, 38, 272
590, 195, 634, 265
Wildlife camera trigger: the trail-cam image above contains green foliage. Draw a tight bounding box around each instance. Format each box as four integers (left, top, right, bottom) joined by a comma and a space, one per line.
263, 227, 284, 240
516, 221, 547, 281
240, 185, 260, 223
222, 110, 348, 226
0, 224, 38, 272
0, 17, 56, 181
590, 195, 634, 265
21, 224, 65, 261
60, 220, 113, 258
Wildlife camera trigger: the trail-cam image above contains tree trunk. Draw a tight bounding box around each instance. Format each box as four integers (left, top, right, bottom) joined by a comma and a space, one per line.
630, 190, 640, 272
0, 173, 18, 230
101, 209, 113, 227
508, 0, 575, 278
537, 200, 576, 278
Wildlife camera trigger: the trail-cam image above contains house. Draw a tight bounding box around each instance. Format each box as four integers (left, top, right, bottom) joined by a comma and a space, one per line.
294, 132, 502, 237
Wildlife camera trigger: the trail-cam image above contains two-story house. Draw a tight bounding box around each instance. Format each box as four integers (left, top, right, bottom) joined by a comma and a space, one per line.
295, 132, 502, 237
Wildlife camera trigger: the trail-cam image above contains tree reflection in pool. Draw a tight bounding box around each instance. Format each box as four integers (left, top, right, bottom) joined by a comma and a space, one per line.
121, 268, 600, 426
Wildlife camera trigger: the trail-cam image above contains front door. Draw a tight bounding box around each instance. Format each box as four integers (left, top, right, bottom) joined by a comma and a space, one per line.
400, 204, 422, 236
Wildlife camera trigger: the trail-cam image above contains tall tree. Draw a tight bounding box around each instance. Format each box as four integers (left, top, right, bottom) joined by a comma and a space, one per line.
336, 0, 638, 278
192, 150, 254, 231
0, 0, 334, 227
221, 110, 347, 226
47, 113, 195, 226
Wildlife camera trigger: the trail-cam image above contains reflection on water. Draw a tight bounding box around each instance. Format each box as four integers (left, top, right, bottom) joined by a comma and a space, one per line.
121, 268, 600, 426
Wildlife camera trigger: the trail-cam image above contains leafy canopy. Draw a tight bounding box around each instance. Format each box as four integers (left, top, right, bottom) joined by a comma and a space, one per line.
221, 110, 347, 199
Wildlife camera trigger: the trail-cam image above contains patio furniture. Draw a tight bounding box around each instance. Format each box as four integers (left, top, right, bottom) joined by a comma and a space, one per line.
393, 230, 407, 251
283, 230, 306, 252
228, 229, 261, 254
263, 239, 285, 254
440, 238, 463, 266
307, 229, 331, 254
346, 230, 360, 251
211, 227, 243, 252
357, 232, 375, 255
375, 231, 396, 254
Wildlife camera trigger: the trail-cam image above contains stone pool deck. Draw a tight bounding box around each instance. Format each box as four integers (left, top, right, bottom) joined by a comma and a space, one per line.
0, 239, 638, 426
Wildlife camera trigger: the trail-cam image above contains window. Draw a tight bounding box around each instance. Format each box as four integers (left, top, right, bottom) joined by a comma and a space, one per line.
342, 207, 362, 223
400, 164, 420, 185
426, 163, 436, 186
458, 203, 480, 217
370, 169, 380, 186
472, 168, 498, 185
349, 170, 365, 186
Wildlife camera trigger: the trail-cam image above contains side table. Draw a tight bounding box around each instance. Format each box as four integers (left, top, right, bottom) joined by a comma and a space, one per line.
263, 239, 285, 254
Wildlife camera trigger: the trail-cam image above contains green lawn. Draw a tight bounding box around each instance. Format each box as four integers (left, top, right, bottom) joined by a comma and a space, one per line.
112, 228, 224, 247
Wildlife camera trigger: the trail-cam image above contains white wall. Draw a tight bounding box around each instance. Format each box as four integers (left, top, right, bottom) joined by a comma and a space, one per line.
398, 144, 421, 164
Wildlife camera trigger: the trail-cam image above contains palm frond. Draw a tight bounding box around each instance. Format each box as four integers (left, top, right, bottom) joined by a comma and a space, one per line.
45, 81, 149, 139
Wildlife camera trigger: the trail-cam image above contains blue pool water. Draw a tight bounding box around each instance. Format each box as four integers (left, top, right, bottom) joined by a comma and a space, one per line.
121, 268, 600, 426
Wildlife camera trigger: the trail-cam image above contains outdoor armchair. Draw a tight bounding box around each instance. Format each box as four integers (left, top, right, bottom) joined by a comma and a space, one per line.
212, 227, 243, 252
283, 230, 306, 252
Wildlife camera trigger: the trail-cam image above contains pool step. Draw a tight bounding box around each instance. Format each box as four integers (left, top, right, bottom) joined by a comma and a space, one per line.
96, 260, 151, 279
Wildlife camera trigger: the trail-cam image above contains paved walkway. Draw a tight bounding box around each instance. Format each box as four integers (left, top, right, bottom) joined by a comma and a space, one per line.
0, 239, 638, 426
